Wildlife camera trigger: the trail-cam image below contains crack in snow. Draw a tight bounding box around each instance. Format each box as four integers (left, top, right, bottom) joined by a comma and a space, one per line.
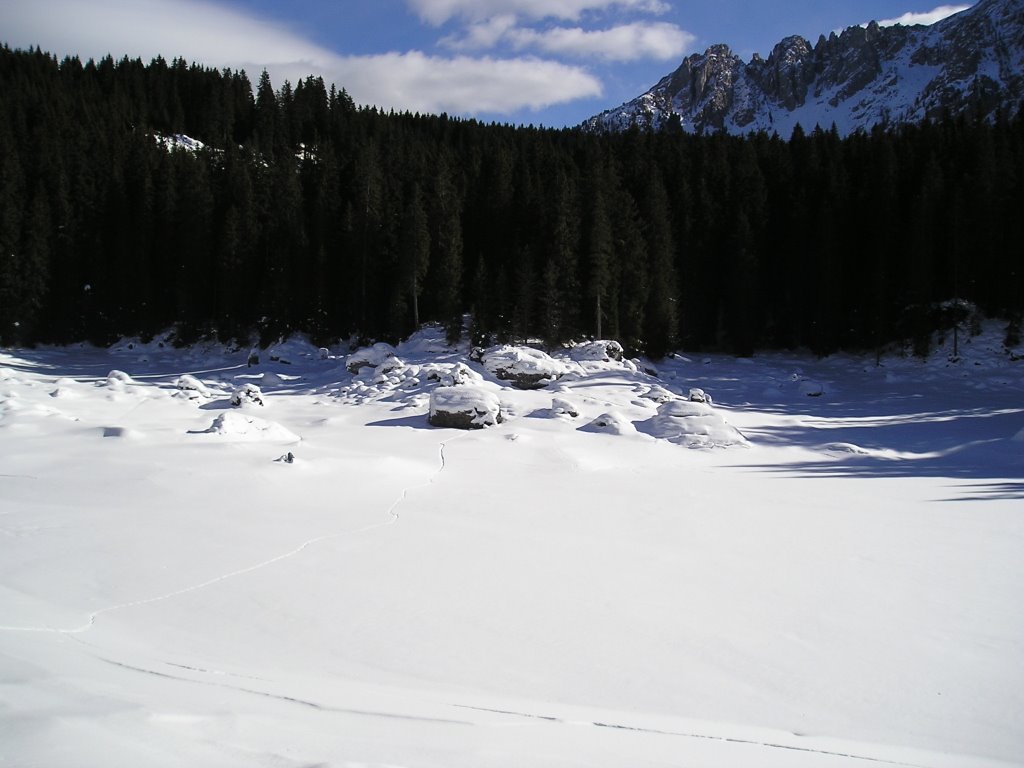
86, 651, 475, 726
451, 705, 929, 767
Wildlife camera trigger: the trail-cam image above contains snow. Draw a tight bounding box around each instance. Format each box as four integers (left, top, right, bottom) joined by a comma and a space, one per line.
481, 344, 571, 388
429, 385, 503, 428
153, 133, 207, 153
1, 324, 1023, 767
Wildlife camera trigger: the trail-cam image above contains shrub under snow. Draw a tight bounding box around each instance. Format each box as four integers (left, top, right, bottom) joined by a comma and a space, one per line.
175, 374, 211, 399
230, 382, 264, 407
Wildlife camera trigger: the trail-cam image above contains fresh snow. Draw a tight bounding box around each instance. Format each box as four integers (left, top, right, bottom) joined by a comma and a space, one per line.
1, 325, 1022, 767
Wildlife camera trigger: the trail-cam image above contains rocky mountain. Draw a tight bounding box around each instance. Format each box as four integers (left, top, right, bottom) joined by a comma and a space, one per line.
585, 0, 1024, 135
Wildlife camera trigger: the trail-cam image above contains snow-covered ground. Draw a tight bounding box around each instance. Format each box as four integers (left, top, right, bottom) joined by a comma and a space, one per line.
1, 326, 1022, 768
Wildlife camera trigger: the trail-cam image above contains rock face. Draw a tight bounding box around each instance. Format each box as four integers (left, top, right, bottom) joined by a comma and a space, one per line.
585, 0, 1024, 136
428, 386, 503, 429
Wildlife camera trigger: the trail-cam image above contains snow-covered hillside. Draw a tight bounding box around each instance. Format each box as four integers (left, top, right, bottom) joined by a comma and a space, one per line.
586, 0, 1024, 136
1, 326, 1022, 767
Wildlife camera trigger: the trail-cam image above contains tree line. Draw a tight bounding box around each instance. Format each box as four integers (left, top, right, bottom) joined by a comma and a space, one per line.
1, 45, 1022, 357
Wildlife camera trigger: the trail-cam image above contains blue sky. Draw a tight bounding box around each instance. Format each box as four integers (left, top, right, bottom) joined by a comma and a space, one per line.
1, 0, 973, 127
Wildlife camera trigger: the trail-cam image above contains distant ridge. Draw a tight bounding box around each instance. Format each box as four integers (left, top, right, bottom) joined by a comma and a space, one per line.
585, 0, 1024, 135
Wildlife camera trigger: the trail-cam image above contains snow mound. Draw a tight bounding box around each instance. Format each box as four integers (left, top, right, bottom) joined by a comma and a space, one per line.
266, 336, 323, 365
551, 397, 579, 418
347, 343, 400, 374
568, 339, 624, 363
482, 346, 569, 389
175, 374, 211, 399
582, 411, 635, 435
104, 370, 134, 390
192, 412, 300, 442
230, 383, 264, 407
639, 399, 748, 448
429, 386, 503, 429
642, 385, 676, 404
50, 378, 82, 399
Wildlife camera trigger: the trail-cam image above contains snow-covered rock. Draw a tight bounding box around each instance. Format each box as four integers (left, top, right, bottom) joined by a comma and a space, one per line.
582, 411, 635, 435
551, 397, 580, 418
421, 362, 479, 387
347, 343, 400, 374
428, 386, 503, 429
230, 382, 264, 407
482, 346, 568, 389
569, 340, 625, 363
639, 399, 748, 448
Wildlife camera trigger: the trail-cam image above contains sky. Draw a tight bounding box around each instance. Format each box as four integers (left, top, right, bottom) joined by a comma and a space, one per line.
0, 0, 974, 128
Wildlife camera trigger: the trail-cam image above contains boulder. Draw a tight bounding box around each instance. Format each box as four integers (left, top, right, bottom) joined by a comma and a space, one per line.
346, 342, 399, 374
429, 386, 503, 429
482, 345, 568, 389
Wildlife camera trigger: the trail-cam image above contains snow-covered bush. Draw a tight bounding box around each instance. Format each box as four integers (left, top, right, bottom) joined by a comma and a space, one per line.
482, 345, 568, 389
428, 386, 503, 429
175, 374, 211, 399
230, 382, 264, 407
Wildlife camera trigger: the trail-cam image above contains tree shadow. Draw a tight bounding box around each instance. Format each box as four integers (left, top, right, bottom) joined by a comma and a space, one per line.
739, 405, 1024, 500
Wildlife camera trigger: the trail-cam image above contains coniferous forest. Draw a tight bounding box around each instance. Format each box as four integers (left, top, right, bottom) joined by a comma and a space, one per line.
1, 46, 1022, 357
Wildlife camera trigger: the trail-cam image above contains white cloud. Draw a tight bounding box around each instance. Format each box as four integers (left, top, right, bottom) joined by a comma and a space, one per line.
441, 15, 520, 51
333, 53, 603, 114
876, 4, 971, 27
507, 21, 693, 61
0, 0, 602, 116
409, 0, 669, 25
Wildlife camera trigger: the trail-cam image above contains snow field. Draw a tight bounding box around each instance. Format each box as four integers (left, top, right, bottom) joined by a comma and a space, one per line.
1, 324, 1022, 767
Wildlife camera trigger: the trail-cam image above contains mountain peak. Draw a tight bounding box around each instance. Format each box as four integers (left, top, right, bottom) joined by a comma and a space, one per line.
585, 0, 1023, 135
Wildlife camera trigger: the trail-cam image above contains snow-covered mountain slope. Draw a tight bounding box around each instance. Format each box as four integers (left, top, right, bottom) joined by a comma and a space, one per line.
585, 0, 1024, 136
